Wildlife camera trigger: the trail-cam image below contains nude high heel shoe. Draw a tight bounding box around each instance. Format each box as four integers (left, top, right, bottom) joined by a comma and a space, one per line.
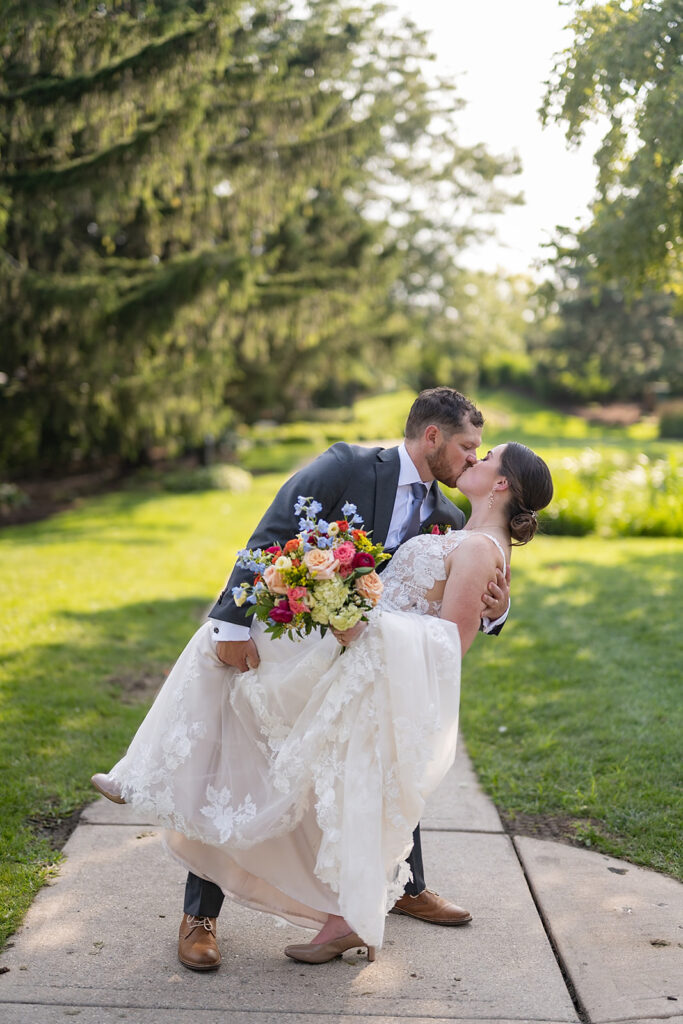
91, 773, 126, 804
284, 932, 376, 964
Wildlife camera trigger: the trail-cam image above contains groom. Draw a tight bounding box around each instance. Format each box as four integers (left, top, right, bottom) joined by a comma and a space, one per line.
179, 386, 510, 970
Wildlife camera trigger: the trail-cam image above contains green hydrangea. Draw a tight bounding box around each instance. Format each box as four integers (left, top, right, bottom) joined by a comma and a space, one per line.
328, 605, 364, 630
309, 576, 349, 624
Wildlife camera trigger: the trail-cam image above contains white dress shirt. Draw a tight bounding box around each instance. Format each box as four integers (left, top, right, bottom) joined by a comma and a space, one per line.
210, 442, 507, 640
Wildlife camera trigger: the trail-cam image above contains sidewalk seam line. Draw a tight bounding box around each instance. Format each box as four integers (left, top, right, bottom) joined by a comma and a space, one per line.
79, 821, 508, 835
0, 998, 582, 1020
510, 835, 591, 1024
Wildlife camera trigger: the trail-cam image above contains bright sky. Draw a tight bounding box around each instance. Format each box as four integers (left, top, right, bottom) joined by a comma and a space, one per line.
387, 0, 602, 277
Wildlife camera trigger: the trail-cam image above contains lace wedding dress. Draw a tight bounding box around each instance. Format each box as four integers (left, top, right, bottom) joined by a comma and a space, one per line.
104, 531, 505, 948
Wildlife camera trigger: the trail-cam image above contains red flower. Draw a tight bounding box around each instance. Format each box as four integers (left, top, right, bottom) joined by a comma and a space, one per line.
283, 538, 300, 555
430, 525, 440, 535
269, 600, 294, 623
265, 545, 282, 556
335, 520, 349, 531
352, 551, 375, 569
351, 529, 367, 540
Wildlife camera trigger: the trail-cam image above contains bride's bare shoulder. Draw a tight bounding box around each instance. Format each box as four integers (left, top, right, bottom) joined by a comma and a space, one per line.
444, 531, 505, 571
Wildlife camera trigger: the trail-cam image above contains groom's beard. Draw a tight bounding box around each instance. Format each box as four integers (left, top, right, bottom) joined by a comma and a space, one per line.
426, 444, 467, 490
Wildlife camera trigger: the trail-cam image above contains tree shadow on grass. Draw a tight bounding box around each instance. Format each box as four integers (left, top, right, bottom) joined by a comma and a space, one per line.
0, 489, 222, 547
2, 595, 212, 829
518, 543, 682, 658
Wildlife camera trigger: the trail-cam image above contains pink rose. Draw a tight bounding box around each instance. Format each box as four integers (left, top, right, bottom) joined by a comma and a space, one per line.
430, 525, 440, 535
333, 541, 356, 567
287, 586, 310, 615
269, 600, 294, 623
339, 564, 354, 579
352, 551, 375, 569
263, 565, 288, 595
354, 570, 383, 605
303, 548, 339, 580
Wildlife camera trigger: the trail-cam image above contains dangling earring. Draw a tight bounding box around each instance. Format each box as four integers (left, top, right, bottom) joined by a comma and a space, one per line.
488, 490, 495, 510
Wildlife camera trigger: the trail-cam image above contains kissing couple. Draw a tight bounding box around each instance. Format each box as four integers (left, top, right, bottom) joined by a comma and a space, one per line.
92, 386, 553, 967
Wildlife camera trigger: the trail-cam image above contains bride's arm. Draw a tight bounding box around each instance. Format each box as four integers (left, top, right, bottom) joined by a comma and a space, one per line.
440, 537, 504, 656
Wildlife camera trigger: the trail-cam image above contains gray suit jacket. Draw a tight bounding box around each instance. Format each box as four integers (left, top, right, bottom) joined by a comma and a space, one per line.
209, 442, 466, 628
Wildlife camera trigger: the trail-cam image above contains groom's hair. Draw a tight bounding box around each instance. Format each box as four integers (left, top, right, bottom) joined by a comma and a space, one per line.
404, 387, 484, 439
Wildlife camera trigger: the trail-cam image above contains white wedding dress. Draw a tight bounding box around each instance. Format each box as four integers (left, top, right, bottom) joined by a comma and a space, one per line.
104, 531, 505, 948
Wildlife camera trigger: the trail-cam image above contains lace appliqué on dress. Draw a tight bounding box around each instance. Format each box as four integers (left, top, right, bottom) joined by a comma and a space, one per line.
380, 530, 477, 616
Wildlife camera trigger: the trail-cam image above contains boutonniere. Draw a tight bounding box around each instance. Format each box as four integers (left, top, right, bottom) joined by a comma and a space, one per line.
421, 523, 452, 535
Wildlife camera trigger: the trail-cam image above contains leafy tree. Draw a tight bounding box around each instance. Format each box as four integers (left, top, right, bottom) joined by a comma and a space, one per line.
541, 0, 682, 300
531, 270, 683, 403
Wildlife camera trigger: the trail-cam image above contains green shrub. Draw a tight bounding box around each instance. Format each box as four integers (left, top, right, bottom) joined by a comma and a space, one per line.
539, 502, 596, 536
0, 483, 30, 515
546, 448, 683, 538
659, 401, 683, 439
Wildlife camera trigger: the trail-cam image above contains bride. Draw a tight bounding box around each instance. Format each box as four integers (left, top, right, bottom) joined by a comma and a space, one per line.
92, 441, 552, 963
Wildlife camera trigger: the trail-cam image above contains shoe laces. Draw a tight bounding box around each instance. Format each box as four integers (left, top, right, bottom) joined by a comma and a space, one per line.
185, 915, 215, 933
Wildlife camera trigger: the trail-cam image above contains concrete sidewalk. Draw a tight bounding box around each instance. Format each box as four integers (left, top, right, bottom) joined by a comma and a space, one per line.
1, 743, 680, 1024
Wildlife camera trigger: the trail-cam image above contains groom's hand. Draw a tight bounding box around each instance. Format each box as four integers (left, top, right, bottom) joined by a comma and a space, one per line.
480, 564, 510, 621
215, 638, 260, 672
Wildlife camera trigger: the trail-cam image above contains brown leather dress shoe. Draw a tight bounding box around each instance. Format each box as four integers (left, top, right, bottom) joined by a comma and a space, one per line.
178, 914, 221, 970
391, 889, 472, 926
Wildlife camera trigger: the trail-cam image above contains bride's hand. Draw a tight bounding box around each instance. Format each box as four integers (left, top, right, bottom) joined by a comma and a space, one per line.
331, 621, 367, 646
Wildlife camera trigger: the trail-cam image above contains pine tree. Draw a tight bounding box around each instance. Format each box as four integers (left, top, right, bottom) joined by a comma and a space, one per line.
0, 0, 520, 471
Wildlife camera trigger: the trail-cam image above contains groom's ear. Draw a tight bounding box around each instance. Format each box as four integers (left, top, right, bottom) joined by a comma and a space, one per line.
423, 424, 440, 446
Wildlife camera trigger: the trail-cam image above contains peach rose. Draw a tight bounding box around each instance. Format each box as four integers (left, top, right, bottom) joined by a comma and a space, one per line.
263, 565, 289, 595
303, 548, 339, 580
354, 570, 383, 605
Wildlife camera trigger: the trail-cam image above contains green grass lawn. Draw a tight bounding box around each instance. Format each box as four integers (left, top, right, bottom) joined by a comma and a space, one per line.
1, 390, 682, 947
462, 534, 682, 878
0, 480, 279, 946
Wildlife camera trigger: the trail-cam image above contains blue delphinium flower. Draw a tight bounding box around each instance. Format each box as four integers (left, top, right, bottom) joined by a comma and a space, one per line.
341, 502, 364, 527
294, 494, 310, 516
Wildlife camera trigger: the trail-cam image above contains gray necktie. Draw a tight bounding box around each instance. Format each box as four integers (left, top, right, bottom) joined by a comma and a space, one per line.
401, 482, 427, 543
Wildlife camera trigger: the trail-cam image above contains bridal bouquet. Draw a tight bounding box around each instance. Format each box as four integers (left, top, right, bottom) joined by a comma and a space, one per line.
233, 496, 391, 640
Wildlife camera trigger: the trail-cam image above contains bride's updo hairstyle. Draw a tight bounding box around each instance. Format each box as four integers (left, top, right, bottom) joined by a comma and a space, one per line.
500, 442, 553, 545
